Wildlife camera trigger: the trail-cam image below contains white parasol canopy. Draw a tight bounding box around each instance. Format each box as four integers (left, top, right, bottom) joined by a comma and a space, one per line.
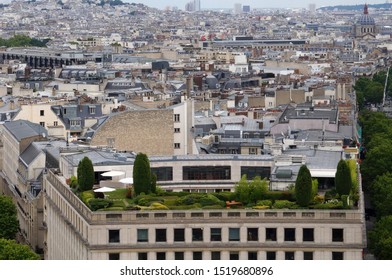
119, 177, 133, 184
101, 171, 125, 177
93, 187, 116, 193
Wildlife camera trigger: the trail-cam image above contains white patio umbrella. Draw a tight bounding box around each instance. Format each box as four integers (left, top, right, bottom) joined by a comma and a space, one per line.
100, 171, 125, 177
93, 187, 116, 193
119, 177, 133, 184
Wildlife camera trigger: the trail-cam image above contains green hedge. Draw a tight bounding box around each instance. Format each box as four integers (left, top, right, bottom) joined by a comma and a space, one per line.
89, 199, 113, 211
80, 191, 95, 204
273, 200, 297, 209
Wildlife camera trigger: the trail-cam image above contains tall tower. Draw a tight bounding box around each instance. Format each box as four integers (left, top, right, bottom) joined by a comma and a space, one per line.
194, 0, 201, 11
234, 3, 242, 14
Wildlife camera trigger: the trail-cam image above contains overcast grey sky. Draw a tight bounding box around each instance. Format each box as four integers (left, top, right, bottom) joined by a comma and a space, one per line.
129, 1, 385, 9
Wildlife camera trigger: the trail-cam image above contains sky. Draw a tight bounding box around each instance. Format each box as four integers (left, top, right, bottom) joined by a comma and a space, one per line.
129, 1, 386, 10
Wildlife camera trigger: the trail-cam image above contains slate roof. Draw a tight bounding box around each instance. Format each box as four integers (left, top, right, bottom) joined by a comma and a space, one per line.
3, 120, 47, 141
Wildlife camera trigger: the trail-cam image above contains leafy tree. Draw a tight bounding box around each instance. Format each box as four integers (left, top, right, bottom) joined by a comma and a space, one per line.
335, 160, 352, 196
295, 165, 312, 207
361, 142, 392, 187
0, 195, 19, 240
369, 215, 392, 260
0, 238, 40, 260
234, 175, 268, 205
369, 173, 392, 218
77, 157, 94, 191
133, 153, 152, 195
235, 175, 250, 204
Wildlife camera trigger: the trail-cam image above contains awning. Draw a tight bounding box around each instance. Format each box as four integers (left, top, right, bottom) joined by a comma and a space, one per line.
101, 171, 125, 177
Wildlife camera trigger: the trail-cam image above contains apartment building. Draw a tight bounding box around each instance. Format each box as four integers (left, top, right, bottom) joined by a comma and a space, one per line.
43, 169, 366, 260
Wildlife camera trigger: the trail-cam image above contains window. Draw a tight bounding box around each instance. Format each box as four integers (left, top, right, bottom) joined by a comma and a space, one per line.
230, 252, 239, 260
137, 229, 148, 242
332, 252, 344, 260
303, 228, 314, 242
151, 167, 173, 181
174, 229, 185, 242
210, 228, 221, 241
241, 166, 270, 180
89, 106, 96, 114
108, 230, 120, 243
266, 251, 276, 260
247, 228, 258, 241
174, 143, 181, 149
156, 252, 166, 260
138, 252, 148, 260
304, 252, 313, 260
285, 252, 295, 260
63, 108, 67, 114
40, 110, 44, 116
174, 114, 180, 122
70, 120, 81, 126
248, 147, 257, 154
39, 122, 45, 127
229, 228, 240, 241
53, 121, 58, 126
284, 228, 296, 242
156, 229, 167, 242
183, 166, 231, 180
332, 229, 344, 242
211, 251, 221, 260
108, 253, 120, 260
266, 228, 277, 241
193, 251, 202, 260
192, 228, 203, 241
174, 128, 180, 133
248, 251, 258, 260
175, 252, 184, 260
107, 138, 115, 148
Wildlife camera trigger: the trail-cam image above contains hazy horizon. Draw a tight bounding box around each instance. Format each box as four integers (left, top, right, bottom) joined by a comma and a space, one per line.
128, 1, 387, 10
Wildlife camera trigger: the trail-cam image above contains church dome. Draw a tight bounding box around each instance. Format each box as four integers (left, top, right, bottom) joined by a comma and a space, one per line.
357, 4, 375, 25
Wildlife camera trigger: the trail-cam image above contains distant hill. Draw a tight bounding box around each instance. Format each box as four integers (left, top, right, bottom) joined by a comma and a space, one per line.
318, 3, 392, 11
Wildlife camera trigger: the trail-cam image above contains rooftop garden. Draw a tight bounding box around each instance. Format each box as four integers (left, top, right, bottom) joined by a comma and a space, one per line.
71, 154, 360, 212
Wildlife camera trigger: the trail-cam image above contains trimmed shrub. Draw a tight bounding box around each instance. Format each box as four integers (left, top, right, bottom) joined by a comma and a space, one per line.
88, 199, 113, 211
264, 191, 295, 201
199, 194, 224, 207
125, 205, 141, 211
312, 201, 344, 209
252, 205, 270, 209
256, 200, 273, 207
149, 202, 169, 210
212, 192, 236, 202
80, 191, 95, 204
273, 200, 296, 209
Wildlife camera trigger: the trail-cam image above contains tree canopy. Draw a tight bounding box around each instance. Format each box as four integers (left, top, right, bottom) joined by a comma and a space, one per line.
369, 173, 392, 218
369, 216, 392, 260
0, 238, 40, 260
0, 195, 19, 240
77, 157, 94, 191
133, 153, 152, 195
295, 165, 313, 207
0, 35, 49, 48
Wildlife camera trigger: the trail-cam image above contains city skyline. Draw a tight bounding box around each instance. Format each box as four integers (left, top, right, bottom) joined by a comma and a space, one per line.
131, 0, 386, 9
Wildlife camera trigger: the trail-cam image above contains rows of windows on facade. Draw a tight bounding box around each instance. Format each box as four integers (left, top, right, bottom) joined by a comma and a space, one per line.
106, 228, 345, 260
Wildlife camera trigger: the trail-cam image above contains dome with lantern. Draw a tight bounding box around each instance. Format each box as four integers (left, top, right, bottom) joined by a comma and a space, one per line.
357, 4, 375, 25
